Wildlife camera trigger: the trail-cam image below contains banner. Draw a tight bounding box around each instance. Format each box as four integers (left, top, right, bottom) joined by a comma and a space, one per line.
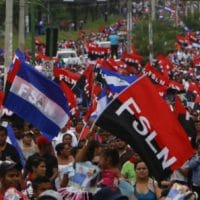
95, 76, 194, 180
4, 62, 69, 139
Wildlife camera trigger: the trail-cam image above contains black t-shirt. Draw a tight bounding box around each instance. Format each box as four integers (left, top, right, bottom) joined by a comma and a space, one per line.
0, 142, 22, 167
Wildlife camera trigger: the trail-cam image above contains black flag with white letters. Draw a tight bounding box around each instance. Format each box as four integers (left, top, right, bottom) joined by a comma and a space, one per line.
95, 76, 194, 180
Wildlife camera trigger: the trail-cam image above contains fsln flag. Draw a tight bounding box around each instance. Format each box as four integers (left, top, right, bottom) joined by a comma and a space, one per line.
100, 67, 138, 93
95, 75, 194, 180
4, 62, 70, 139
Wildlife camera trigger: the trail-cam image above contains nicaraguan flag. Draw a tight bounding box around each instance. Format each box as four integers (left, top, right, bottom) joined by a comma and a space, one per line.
4, 62, 70, 139
100, 67, 138, 93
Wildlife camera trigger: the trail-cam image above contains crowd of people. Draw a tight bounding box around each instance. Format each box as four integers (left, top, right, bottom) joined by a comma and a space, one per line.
0, 1, 200, 200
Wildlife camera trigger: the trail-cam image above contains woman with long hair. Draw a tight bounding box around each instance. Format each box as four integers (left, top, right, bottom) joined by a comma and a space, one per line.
133, 160, 161, 200
55, 143, 74, 189
24, 156, 46, 199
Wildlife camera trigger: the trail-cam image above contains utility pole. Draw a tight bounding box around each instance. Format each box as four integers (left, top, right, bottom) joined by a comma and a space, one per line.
25, 0, 29, 35
47, 0, 50, 24
19, 0, 25, 51
151, 0, 156, 21
175, 0, 179, 26
30, 0, 35, 64
4, 0, 13, 90
126, 0, 132, 53
149, 0, 155, 64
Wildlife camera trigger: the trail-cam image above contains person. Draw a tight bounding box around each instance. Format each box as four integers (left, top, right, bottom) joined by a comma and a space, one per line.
188, 142, 200, 196
108, 30, 120, 59
115, 138, 134, 169
0, 160, 22, 198
121, 153, 140, 184
19, 131, 38, 160
33, 135, 58, 182
98, 148, 121, 188
55, 143, 74, 189
62, 133, 73, 147
96, 148, 134, 200
32, 176, 53, 199
133, 160, 161, 200
52, 125, 78, 149
24, 156, 46, 199
0, 126, 22, 168
75, 139, 103, 165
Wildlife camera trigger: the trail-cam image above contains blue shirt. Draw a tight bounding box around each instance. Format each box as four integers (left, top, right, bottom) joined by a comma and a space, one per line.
135, 190, 157, 200
109, 34, 119, 45
188, 155, 200, 186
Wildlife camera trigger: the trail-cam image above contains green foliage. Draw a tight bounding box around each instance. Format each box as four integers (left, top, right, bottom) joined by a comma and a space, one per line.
0, 15, 119, 50
183, 11, 200, 31
133, 18, 183, 62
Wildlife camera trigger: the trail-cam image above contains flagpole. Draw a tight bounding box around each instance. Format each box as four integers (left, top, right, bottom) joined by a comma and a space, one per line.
4, 0, 13, 91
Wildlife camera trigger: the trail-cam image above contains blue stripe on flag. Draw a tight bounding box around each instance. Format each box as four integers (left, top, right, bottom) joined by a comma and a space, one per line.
4, 93, 61, 139
4, 61, 70, 139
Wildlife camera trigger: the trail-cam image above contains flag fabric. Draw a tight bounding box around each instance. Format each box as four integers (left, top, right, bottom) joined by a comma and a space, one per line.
53, 67, 81, 87
144, 63, 169, 86
0, 90, 3, 106
90, 86, 108, 119
79, 123, 90, 141
72, 65, 94, 106
5, 49, 26, 99
83, 84, 102, 122
4, 61, 70, 139
174, 95, 196, 147
9, 48, 25, 71
99, 67, 138, 93
95, 75, 194, 180
60, 80, 79, 117
6, 124, 26, 168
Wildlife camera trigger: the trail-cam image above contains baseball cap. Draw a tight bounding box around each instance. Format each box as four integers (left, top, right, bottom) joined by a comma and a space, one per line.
36, 135, 51, 146
38, 190, 63, 200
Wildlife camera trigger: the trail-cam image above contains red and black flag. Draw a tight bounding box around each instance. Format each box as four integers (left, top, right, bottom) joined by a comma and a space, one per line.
95, 76, 194, 180
72, 65, 95, 106
174, 95, 196, 147
53, 67, 81, 88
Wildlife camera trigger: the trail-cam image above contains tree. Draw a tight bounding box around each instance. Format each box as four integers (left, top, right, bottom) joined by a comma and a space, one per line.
183, 11, 200, 31
133, 18, 183, 62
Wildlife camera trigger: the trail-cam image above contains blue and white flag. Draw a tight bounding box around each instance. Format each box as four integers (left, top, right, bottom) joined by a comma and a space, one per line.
100, 67, 138, 93
4, 62, 70, 139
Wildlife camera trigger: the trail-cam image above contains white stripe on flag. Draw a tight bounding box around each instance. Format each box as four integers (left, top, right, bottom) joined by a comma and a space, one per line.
10, 76, 68, 128
104, 74, 130, 87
